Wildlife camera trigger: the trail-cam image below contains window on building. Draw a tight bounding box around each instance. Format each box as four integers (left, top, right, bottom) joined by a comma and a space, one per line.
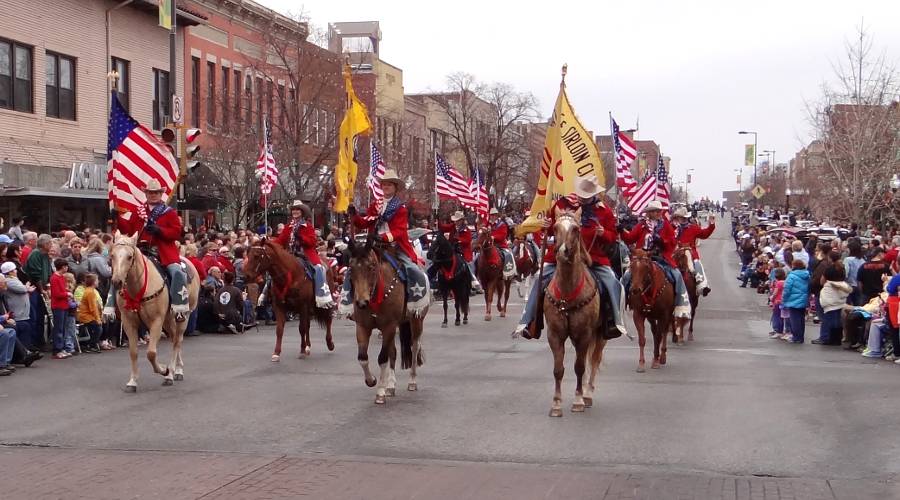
311, 108, 319, 145
206, 61, 215, 127
302, 103, 309, 143
110, 57, 129, 111
266, 80, 273, 124
255, 77, 263, 132
152, 68, 169, 130
45, 52, 75, 120
233, 70, 241, 124
277, 83, 285, 132
221, 66, 229, 129
0, 40, 33, 113
244, 74, 252, 124
394, 123, 402, 151
190, 57, 199, 127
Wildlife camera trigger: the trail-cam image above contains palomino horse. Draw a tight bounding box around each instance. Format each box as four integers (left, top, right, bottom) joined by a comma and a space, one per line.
512, 237, 537, 298
673, 246, 698, 344
543, 213, 607, 417
347, 234, 427, 405
109, 232, 199, 392
627, 249, 675, 372
243, 240, 334, 362
426, 232, 470, 327
475, 227, 511, 321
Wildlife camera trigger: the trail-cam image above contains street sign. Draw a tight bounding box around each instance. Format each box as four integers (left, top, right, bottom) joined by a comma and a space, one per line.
751, 184, 766, 199
172, 95, 183, 124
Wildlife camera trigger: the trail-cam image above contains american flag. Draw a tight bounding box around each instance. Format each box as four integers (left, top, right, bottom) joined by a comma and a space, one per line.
655, 154, 670, 210
435, 153, 476, 206
628, 162, 658, 213
107, 92, 176, 213
367, 142, 385, 201
611, 116, 638, 198
468, 166, 489, 219
255, 116, 278, 195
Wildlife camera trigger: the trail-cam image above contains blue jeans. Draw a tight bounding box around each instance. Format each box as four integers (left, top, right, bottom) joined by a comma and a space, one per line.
312, 264, 333, 308
771, 305, 784, 333
29, 290, 45, 347
0, 327, 16, 366
788, 308, 806, 342
818, 309, 842, 343
51, 309, 68, 353
622, 260, 690, 310
13, 317, 35, 350
64, 314, 77, 352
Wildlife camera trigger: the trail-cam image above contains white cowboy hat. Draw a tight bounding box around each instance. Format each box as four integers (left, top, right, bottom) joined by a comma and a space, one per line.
672, 206, 689, 218
574, 175, 605, 199
450, 211, 465, 222
290, 200, 311, 217
642, 200, 664, 213
489, 207, 499, 216
380, 168, 404, 189
144, 179, 165, 193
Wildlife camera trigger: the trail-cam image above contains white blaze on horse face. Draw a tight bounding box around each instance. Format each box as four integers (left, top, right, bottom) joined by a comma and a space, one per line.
110, 242, 134, 286
554, 216, 577, 259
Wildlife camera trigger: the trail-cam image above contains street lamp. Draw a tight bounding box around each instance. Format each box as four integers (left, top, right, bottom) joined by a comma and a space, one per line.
685, 169, 695, 204
891, 174, 900, 192
738, 131, 758, 205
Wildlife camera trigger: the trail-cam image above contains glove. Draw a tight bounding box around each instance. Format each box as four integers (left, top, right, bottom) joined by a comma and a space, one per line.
108, 209, 119, 221
145, 224, 161, 236
347, 205, 357, 217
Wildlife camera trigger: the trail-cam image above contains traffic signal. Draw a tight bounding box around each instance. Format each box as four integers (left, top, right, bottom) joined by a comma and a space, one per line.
161, 126, 178, 159
181, 128, 202, 175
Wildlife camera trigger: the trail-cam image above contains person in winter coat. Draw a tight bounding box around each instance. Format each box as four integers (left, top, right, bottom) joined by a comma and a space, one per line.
814, 252, 851, 345
782, 259, 811, 343
83, 238, 111, 300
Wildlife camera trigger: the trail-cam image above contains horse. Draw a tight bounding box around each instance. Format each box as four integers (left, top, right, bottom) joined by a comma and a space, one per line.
512, 237, 537, 298
627, 249, 675, 372
673, 246, 698, 344
109, 232, 199, 392
346, 234, 427, 405
543, 213, 607, 417
426, 232, 470, 327
475, 227, 512, 321
243, 240, 334, 362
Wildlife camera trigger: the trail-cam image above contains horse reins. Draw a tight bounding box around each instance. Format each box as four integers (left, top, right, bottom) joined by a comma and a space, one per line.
631, 256, 669, 315
365, 251, 399, 315
547, 271, 596, 316
116, 244, 165, 312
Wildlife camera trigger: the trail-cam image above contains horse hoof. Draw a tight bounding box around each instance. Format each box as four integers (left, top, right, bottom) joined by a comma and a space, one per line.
463, 318, 468, 325
688, 335, 695, 342
271, 354, 280, 362
484, 315, 492, 321
652, 361, 661, 369
386, 388, 396, 397
454, 319, 461, 326
174, 373, 184, 381
660, 355, 667, 365
123, 385, 137, 393
407, 382, 417, 392
162, 378, 174, 386
327, 340, 335, 351
500, 311, 506, 318
636, 365, 646, 373
571, 403, 585, 413
676, 341, 685, 346
549, 407, 563, 418
583, 397, 593, 408
305, 347, 311, 356
366, 377, 377, 388
375, 395, 386, 405
441, 323, 448, 328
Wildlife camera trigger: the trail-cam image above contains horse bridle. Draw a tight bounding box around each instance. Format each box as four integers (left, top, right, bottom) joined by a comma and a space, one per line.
354, 248, 400, 314
113, 241, 165, 310
630, 254, 669, 314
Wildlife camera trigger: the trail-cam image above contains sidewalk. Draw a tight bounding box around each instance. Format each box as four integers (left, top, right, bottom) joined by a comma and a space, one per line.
2, 446, 896, 500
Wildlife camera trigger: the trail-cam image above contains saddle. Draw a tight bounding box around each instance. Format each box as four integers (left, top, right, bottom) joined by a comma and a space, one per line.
137, 243, 194, 289
291, 254, 316, 280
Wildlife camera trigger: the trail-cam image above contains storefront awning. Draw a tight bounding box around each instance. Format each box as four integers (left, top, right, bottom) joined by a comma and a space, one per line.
0, 187, 107, 200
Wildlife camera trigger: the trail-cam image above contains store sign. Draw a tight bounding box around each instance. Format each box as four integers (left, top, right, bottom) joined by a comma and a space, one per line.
63, 162, 107, 191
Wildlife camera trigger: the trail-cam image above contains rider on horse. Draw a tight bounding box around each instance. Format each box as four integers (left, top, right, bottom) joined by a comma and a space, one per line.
275, 200, 334, 309
339, 168, 430, 317
105, 178, 189, 321
620, 200, 692, 319
488, 208, 517, 279
672, 206, 715, 296
433, 210, 479, 288
514, 176, 627, 339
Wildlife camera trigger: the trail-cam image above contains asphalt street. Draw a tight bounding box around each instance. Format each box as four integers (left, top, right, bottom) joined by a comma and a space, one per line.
1, 223, 898, 499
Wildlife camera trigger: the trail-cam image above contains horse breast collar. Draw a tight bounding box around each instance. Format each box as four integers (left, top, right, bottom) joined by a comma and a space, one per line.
119, 251, 165, 311
548, 272, 596, 315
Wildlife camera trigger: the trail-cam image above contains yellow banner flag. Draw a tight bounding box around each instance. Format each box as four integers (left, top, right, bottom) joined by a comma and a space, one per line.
158, 0, 173, 29
334, 64, 373, 213
518, 66, 604, 235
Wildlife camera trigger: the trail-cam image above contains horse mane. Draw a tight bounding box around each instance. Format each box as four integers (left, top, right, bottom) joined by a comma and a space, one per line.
263, 239, 303, 272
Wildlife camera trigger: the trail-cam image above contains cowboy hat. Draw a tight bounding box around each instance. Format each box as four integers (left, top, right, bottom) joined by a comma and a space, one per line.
289, 200, 311, 217
574, 175, 605, 199
380, 168, 404, 189
144, 179, 165, 192
489, 207, 499, 216
642, 200, 664, 213
450, 211, 465, 222
672, 206, 689, 218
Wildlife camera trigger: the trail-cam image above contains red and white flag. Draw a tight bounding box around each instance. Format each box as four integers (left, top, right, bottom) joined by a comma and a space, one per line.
435, 153, 476, 206
610, 116, 638, 198
468, 166, 489, 220
255, 117, 278, 195
367, 142, 386, 201
107, 92, 177, 213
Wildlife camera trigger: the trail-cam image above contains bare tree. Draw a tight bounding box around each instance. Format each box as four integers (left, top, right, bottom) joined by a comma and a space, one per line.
802, 24, 900, 225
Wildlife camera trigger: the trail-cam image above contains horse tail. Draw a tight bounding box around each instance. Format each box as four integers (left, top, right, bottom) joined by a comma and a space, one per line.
312, 306, 332, 330
399, 321, 413, 369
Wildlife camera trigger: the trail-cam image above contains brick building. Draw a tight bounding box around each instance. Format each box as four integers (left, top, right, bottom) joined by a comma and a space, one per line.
0, 0, 203, 232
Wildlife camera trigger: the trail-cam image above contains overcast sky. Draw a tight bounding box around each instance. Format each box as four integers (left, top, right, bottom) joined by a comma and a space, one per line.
260, 0, 900, 201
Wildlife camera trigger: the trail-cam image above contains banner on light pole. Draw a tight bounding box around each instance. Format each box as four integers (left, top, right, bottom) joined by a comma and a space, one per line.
744, 144, 755, 167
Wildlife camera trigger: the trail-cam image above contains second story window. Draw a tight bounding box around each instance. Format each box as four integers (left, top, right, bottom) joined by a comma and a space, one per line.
152, 68, 169, 131
0, 39, 33, 113
221, 66, 229, 129
233, 70, 241, 124
45, 51, 75, 120
190, 57, 199, 127
206, 61, 215, 127
111, 57, 129, 111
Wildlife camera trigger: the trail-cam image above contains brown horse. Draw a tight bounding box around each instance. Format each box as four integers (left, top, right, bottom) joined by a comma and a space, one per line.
627, 250, 675, 372
475, 227, 512, 321
512, 237, 537, 298
346, 235, 427, 405
673, 246, 698, 344
543, 213, 607, 417
243, 240, 333, 362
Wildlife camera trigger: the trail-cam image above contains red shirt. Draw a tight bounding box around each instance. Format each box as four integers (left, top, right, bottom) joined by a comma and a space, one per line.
456, 227, 474, 262
275, 218, 321, 265
353, 199, 418, 262
621, 217, 677, 267
675, 222, 715, 260
201, 254, 235, 274
542, 197, 617, 266
490, 221, 509, 249
117, 203, 182, 266
20, 245, 32, 266
49, 272, 69, 310
188, 256, 207, 281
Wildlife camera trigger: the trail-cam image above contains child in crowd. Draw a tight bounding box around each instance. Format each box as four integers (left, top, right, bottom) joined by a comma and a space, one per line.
782, 259, 811, 343
64, 273, 79, 355
77, 273, 103, 353
769, 268, 787, 339
49, 259, 71, 359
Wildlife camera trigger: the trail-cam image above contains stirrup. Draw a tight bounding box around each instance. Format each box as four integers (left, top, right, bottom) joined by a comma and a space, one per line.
174, 311, 187, 323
